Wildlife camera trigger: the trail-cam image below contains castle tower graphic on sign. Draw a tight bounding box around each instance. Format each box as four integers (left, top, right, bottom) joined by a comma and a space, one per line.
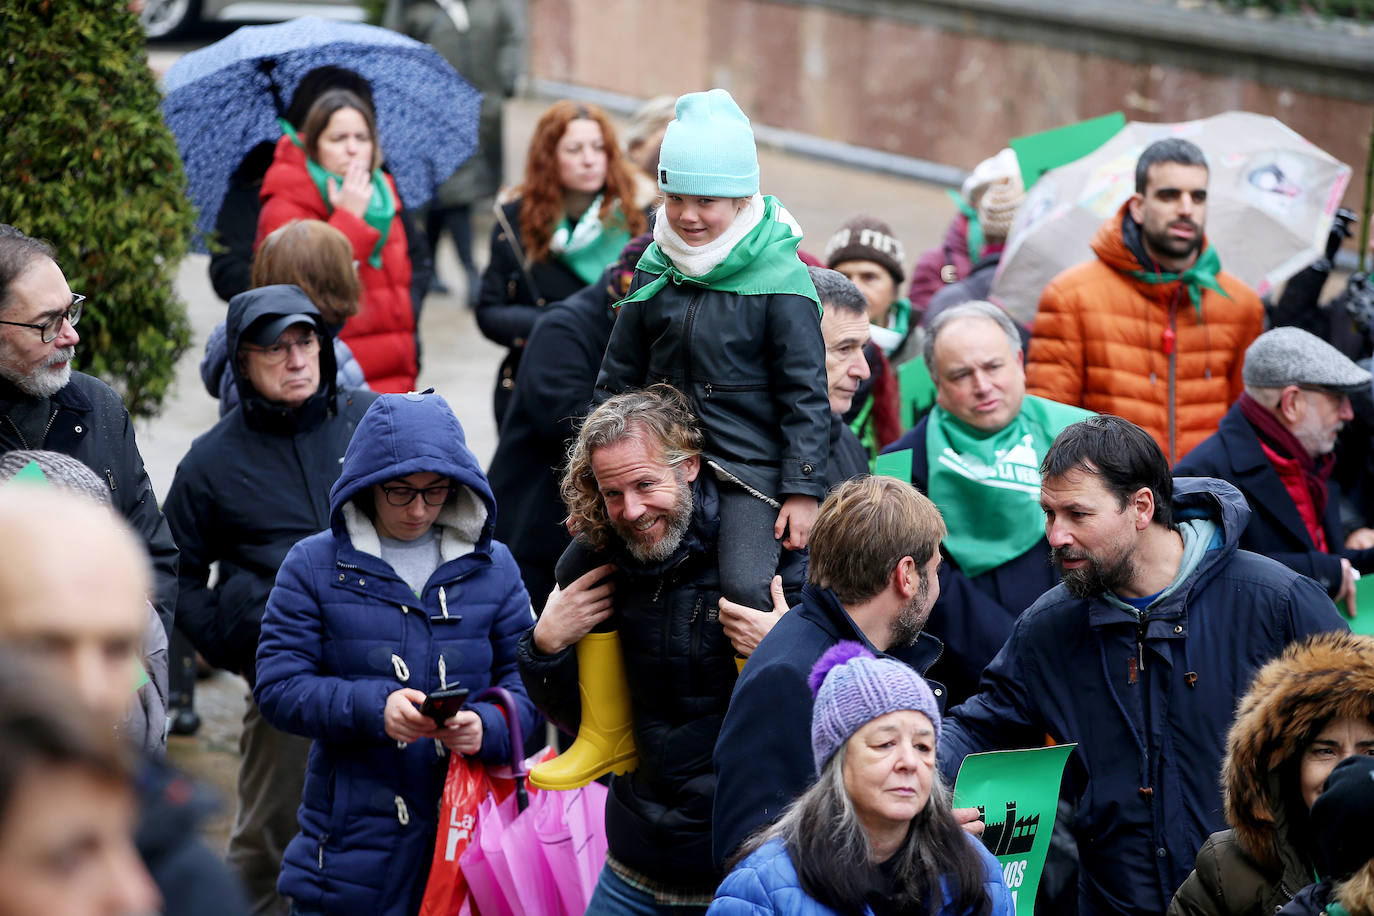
979, 800, 1040, 857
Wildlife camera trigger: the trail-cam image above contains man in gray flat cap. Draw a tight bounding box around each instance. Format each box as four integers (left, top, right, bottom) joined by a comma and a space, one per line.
1176, 326, 1374, 614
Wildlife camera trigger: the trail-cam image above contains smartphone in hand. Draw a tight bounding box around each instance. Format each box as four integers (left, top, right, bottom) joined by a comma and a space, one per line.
419, 687, 469, 726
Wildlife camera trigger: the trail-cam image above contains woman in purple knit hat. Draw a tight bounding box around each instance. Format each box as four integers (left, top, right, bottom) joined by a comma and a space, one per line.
709, 643, 1014, 916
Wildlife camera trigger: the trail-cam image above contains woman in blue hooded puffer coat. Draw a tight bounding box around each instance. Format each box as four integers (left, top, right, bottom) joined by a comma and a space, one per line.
255, 390, 539, 916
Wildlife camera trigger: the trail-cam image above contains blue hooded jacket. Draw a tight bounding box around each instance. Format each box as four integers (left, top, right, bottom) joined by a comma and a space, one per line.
254, 391, 538, 916
936, 477, 1347, 916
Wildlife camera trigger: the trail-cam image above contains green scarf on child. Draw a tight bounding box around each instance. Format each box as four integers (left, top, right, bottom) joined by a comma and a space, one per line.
1127, 244, 1231, 314
619, 195, 819, 310
925, 395, 1093, 577
551, 194, 633, 284
280, 118, 395, 269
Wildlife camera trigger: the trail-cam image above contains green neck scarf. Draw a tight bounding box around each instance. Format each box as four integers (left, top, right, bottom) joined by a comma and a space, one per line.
552, 195, 632, 284
280, 118, 395, 268
887, 296, 911, 338
947, 188, 984, 262
1127, 244, 1231, 315
619, 195, 819, 310
925, 395, 1093, 577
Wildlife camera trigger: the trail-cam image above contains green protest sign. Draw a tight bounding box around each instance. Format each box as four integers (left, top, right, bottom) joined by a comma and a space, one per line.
874, 448, 913, 483
953, 744, 1076, 915
1338, 584, 1374, 636
1011, 112, 1126, 190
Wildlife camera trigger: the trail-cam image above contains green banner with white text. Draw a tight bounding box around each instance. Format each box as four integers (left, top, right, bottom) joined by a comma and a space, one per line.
953, 744, 1076, 915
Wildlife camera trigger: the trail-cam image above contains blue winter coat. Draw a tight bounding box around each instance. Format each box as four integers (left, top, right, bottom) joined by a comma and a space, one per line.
708, 836, 1014, 916
936, 477, 1347, 916
254, 391, 539, 916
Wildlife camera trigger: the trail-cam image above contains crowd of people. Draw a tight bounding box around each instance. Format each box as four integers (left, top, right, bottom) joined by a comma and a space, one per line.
5, 39, 1374, 916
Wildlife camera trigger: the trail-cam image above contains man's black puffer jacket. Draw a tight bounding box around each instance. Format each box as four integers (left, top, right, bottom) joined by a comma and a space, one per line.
517, 474, 805, 890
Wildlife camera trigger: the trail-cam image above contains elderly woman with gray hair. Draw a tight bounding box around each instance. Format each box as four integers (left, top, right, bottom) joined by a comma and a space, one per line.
709, 642, 1012, 916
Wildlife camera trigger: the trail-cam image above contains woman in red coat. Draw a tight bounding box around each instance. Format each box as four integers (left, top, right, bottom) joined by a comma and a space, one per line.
257, 88, 417, 393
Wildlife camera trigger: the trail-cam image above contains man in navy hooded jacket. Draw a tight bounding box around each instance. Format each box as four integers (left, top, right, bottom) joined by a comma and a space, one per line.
937, 415, 1346, 916
164, 284, 375, 915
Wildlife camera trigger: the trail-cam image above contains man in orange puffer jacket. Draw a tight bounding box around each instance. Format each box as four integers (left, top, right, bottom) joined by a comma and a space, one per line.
1026, 138, 1264, 465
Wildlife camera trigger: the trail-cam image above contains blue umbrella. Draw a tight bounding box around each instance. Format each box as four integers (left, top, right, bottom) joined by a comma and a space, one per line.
161, 17, 481, 251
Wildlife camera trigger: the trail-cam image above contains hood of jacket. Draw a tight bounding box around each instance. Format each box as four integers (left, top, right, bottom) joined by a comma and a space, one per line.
226, 284, 338, 433
1090, 200, 1219, 285
1222, 631, 1374, 873
328, 390, 497, 552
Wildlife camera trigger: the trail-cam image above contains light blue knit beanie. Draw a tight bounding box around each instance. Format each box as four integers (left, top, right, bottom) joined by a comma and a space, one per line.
657, 88, 759, 198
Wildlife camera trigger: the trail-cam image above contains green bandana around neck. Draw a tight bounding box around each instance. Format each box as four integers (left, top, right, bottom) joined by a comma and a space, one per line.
1127, 243, 1231, 315
618, 195, 819, 311
888, 297, 911, 338
280, 118, 395, 269
947, 188, 984, 263
553, 195, 633, 284
925, 395, 1093, 577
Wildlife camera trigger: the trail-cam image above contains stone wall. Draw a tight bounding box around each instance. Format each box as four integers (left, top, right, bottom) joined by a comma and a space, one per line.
526, 0, 1374, 207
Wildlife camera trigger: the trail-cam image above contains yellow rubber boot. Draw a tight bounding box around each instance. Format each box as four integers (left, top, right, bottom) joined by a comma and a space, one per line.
529, 630, 639, 791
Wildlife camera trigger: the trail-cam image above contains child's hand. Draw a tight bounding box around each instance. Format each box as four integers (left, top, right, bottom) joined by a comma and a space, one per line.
776, 495, 819, 550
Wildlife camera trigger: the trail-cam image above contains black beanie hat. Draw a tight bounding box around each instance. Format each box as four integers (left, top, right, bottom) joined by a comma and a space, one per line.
1312, 755, 1374, 881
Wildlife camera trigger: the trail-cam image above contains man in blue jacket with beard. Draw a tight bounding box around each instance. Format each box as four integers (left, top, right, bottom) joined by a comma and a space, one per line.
937, 415, 1346, 916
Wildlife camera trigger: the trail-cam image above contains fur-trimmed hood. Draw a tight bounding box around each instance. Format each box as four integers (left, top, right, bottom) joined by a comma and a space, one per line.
1223, 631, 1374, 872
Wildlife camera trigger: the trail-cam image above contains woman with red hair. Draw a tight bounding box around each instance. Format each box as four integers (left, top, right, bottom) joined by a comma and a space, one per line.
478, 100, 646, 423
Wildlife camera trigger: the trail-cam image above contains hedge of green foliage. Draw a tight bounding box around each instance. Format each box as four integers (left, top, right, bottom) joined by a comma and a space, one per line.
1220, 0, 1371, 20
0, 0, 196, 418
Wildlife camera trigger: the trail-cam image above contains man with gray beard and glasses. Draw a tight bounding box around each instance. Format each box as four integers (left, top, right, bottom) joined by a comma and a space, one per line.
518, 384, 807, 913
0, 224, 178, 638
937, 414, 1344, 916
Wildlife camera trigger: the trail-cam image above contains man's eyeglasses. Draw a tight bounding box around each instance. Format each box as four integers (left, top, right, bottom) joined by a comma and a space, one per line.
0, 294, 84, 343
379, 484, 454, 507
241, 332, 321, 366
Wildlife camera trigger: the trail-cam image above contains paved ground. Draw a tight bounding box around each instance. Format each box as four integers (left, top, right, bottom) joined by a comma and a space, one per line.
137, 67, 957, 854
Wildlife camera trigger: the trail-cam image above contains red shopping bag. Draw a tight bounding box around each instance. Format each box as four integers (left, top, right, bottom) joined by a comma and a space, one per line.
418, 754, 493, 916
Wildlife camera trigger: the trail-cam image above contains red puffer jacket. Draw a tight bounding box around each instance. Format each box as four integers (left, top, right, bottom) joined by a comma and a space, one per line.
256, 136, 417, 393
1026, 203, 1263, 464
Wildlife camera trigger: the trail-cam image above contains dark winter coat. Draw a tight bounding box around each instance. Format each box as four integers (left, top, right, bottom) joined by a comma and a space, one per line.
1168, 632, 1374, 916
937, 478, 1348, 916
136, 758, 252, 916
254, 392, 540, 916
709, 836, 1014, 916
382, 0, 518, 207
0, 373, 179, 636
166, 286, 376, 680
826, 411, 869, 491
488, 271, 614, 608
476, 199, 588, 421
881, 416, 1059, 705
712, 584, 946, 869
517, 474, 807, 891
1174, 401, 1374, 596
596, 273, 830, 501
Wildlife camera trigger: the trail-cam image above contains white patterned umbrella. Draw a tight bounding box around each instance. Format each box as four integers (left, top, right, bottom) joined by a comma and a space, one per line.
991, 111, 1351, 324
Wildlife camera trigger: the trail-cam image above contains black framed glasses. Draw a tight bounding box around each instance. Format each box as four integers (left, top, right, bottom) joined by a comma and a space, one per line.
0, 294, 84, 343
240, 331, 321, 366
379, 483, 454, 507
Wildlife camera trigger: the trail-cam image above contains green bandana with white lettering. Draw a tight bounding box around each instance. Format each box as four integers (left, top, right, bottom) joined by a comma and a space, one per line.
280, 118, 395, 269
925, 395, 1093, 577
619, 195, 819, 309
